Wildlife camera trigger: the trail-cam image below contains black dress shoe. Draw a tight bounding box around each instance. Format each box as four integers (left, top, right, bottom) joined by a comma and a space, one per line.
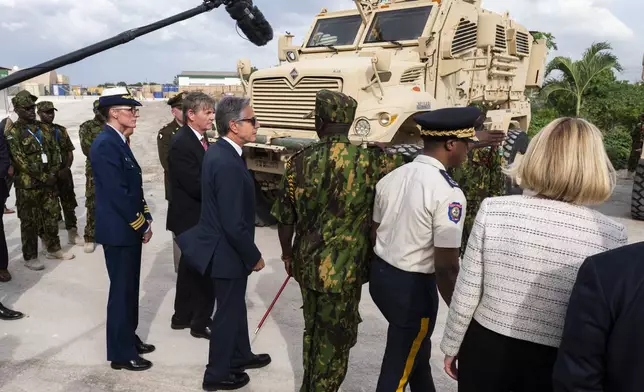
110, 357, 152, 371
191, 326, 211, 340
171, 315, 190, 330
0, 302, 24, 321
136, 340, 156, 355
232, 353, 271, 371
202, 372, 249, 391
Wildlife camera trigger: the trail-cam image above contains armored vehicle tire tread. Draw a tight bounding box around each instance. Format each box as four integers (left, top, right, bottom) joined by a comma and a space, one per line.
385, 144, 423, 161
632, 161, 644, 221
503, 130, 529, 195
503, 130, 529, 164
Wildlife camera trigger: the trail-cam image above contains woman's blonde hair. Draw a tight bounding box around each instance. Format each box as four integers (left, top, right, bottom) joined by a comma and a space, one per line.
503, 117, 616, 205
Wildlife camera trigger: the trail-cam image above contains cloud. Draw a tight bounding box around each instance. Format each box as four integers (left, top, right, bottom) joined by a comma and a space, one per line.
0, 0, 641, 84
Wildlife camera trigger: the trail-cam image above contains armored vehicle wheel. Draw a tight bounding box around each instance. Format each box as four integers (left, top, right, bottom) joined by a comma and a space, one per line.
503, 130, 530, 195
632, 161, 644, 221
253, 172, 281, 227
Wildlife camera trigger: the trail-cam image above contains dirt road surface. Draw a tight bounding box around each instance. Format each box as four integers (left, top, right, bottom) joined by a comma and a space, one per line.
1, 99, 642, 391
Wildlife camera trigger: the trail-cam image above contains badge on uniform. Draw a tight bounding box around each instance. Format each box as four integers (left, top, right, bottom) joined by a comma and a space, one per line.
448, 202, 462, 224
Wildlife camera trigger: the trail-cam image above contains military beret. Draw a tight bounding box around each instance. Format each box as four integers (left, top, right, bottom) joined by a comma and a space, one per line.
98, 93, 142, 109
167, 92, 185, 108
303, 89, 357, 124
36, 101, 57, 112
413, 106, 481, 142
11, 90, 38, 109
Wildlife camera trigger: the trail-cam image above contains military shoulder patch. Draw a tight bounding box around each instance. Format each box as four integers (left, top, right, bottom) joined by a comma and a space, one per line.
440, 170, 460, 188
448, 202, 463, 224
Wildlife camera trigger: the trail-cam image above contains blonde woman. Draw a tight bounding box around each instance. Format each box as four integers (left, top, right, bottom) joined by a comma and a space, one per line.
439, 117, 628, 392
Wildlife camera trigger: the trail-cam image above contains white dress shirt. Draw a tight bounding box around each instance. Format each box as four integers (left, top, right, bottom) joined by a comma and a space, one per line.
223, 136, 242, 156
188, 125, 206, 145
372, 155, 467, 274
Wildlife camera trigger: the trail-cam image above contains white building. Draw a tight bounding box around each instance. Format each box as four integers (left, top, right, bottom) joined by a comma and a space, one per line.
177, 71, 241, 87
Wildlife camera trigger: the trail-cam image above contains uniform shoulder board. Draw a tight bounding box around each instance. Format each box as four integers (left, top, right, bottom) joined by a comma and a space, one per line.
440, 169, 460, 188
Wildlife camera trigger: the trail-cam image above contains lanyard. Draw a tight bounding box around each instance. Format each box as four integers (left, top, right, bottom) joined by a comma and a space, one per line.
54, 127, 60, 141
26, 128, 43, 147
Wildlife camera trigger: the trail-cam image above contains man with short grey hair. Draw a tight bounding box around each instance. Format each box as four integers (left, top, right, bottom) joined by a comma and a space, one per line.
167, 92, 217, 340
177, 95, 270, 390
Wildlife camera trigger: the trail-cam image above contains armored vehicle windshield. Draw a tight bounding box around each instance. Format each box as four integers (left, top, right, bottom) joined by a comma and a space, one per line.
364, 6, 433, 43
306, 14, 363, 47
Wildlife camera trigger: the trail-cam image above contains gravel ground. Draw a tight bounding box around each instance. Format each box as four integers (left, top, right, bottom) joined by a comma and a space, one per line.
0, 99, 642, 392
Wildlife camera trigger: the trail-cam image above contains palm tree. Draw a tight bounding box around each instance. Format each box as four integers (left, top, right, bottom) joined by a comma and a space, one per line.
541, 42, 623, 116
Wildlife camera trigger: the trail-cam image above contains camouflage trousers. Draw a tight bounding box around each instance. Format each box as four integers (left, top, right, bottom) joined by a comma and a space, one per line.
300, 286, 362, 392
84, 172, 95, 243
56, 169, 78, 230
16, 188, 62, 261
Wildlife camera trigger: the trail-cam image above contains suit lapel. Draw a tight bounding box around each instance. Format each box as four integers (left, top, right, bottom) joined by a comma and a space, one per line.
104, 125, 140, 169
183, 125, 206, 159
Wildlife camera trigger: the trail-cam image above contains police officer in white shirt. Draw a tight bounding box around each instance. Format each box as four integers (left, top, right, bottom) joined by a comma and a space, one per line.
369, 106, 481, 392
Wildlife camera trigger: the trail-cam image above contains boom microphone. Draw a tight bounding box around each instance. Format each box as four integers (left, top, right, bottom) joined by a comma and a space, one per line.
225, 0, 274, 46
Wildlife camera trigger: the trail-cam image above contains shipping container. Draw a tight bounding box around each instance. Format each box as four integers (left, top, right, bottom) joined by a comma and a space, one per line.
153, 92, 163, 98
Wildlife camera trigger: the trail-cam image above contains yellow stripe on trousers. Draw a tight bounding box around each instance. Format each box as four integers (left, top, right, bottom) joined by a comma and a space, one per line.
396, 317, 430, 392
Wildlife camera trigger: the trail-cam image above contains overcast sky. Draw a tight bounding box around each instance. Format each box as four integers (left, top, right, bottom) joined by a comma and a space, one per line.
1, 0, 642, 86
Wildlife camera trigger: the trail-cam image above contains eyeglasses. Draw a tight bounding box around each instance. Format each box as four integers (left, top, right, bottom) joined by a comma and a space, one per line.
113, 107, 140, 115
236, 117, 258, 127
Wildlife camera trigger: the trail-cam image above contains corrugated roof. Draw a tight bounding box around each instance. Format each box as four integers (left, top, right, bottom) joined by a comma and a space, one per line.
178, 71, 239, 78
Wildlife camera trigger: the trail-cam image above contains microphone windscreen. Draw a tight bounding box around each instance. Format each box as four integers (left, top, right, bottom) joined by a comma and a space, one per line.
226, 1, 274, 46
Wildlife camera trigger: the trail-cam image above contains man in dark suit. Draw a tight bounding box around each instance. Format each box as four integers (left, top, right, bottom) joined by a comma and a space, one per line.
167, 92, 216, 339
90, 93, 156, 372
553, 242, 644, 392
177, 96, 270, 391
0, 117, 12, 282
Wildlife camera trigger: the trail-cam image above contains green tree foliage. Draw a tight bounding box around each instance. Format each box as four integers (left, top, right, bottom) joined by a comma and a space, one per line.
526, 41, 642, 170
530, 31, 558, 51
541, 42, 623, 116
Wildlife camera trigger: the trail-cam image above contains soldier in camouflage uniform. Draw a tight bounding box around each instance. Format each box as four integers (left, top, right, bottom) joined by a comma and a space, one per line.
5, 91, 75, 270
271, 90, 406, 392
627, 113, 644, 177
448, 114, 506, 256
37, 101, 82, 245
79, 99, 105, 253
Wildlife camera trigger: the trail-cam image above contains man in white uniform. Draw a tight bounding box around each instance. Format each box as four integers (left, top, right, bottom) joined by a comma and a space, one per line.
369, 106, 481, 391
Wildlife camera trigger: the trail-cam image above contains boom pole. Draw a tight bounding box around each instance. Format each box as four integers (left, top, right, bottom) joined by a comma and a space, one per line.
0, 0, 225, 90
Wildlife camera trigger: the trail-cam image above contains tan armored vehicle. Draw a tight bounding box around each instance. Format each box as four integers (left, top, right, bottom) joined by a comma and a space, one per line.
237, 0, 549, 212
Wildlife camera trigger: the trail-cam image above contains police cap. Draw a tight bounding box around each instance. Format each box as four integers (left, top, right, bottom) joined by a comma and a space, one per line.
11, 90, 38, 109
303, 89, 357, 125
98, 94, 142, 109
167, 92, 185, 108
36, 101, 57, 112
414, 106, 481, 142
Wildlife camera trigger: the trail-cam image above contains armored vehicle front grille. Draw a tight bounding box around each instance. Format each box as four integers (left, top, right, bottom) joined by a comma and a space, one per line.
515, 31, 530, 55
495, 24, 507, 50
452, 19, 478, 55
251, 77, 342, 131
401, 68, 424, 83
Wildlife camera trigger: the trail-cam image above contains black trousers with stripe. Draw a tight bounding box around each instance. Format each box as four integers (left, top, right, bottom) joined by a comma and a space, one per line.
369, 256, 438, 392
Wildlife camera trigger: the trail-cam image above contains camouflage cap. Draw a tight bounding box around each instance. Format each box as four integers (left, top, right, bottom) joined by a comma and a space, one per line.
303, 89, 357, 124
36, 101, 57, 112
11, 90, 38, 109
167, 92, 185, 108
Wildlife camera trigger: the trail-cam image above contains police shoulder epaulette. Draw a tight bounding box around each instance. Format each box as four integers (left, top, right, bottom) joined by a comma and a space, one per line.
440, 169, 460, 188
